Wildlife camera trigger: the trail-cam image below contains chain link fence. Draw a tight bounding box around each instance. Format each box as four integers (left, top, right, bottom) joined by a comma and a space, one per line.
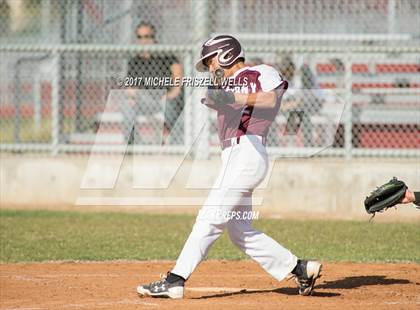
1, 0, 419, 158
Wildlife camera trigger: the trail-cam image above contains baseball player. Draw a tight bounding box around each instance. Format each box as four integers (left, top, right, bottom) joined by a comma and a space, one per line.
137, 35, 322, 299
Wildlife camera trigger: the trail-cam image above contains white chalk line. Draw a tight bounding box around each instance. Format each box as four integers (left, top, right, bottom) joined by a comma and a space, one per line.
1, 274, 122, 283
2, 273, 268, 282
1, 274, 120, 279
61, 299, 158, 308
383, 301, 420, 305
1, 308, 44, 310
9, 276, 44, 283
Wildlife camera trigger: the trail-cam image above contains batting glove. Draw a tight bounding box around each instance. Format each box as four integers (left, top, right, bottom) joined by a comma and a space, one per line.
207, 88, 235, 105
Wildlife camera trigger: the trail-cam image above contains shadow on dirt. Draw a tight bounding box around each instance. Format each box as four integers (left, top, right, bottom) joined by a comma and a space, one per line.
317, 275, 410, 290
193, 287, 340, 299
192, 275, 411, 299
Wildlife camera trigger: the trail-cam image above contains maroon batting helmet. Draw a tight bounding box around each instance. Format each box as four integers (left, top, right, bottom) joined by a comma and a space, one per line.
195, 35, 245, 72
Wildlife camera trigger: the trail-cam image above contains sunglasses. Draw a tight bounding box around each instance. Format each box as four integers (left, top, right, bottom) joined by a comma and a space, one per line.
137, 34, 155, 39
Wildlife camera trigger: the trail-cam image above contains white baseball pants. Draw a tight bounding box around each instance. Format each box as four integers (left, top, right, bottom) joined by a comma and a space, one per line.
171, 135, 297, 281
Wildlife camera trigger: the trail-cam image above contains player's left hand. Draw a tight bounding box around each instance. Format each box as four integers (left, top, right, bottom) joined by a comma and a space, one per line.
207, 88, 235, 105
401, 189, 415, 204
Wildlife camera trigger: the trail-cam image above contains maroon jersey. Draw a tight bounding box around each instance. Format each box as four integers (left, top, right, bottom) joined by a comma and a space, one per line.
204, 64, 287, 142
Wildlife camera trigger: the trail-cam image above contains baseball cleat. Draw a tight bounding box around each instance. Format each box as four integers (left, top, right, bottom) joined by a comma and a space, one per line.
137, 272, 184, 299
292, 259, 322, 296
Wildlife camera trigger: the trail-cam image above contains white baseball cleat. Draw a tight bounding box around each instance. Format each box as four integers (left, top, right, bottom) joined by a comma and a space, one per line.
137, 272, 184, 299
292, 259, 322, 296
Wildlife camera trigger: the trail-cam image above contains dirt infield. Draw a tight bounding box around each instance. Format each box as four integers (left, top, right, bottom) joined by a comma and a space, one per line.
1, 260, 419, 310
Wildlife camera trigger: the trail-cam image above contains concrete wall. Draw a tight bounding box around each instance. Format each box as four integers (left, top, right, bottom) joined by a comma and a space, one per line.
1, 154, 419, 222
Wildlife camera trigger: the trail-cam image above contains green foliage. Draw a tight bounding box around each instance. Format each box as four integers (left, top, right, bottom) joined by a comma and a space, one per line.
0, 209, 419, 263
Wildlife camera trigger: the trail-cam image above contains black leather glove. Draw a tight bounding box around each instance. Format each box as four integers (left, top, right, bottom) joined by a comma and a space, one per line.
207, 88, 235, 105
364, 177, 407, 215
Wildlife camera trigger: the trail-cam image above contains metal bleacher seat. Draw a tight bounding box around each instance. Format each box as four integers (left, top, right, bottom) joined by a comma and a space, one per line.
316, 61, 420, 148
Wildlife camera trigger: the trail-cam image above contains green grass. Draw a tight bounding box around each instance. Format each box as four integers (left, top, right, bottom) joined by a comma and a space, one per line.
0, 209, 419, 263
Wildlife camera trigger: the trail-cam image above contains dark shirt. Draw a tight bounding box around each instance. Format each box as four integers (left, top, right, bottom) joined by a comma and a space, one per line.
414, 191, 420, 206
127, 54, 179, 90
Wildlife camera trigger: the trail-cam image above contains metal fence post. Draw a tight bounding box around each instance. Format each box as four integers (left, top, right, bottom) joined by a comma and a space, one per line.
183, 51, 193, 151
51, 51, 60, 156
344, 53, 353, 159
13, 60, 21, 144
192, 0, 210, 160
388, 0, 396, 35
33, 69, 41, 132
75, 0, 84, 132
230, 0, 239, 33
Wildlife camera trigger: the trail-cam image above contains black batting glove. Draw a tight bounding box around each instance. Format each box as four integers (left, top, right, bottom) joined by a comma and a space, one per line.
207, 88, 235, 105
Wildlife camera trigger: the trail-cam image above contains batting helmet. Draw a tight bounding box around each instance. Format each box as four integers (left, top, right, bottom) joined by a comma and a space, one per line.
195, 35, 245, 72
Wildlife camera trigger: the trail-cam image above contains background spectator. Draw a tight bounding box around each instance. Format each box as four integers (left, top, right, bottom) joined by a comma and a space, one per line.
125, 22, 183, 144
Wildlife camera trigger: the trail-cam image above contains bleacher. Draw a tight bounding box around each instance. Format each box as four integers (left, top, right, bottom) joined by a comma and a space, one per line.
315, 60, 419, 148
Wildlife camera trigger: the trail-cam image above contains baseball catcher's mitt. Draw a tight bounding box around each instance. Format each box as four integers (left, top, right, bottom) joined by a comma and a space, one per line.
364, 177, 407, 216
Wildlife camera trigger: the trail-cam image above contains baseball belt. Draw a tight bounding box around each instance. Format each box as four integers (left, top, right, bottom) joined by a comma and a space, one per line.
221, 135, 266, 150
